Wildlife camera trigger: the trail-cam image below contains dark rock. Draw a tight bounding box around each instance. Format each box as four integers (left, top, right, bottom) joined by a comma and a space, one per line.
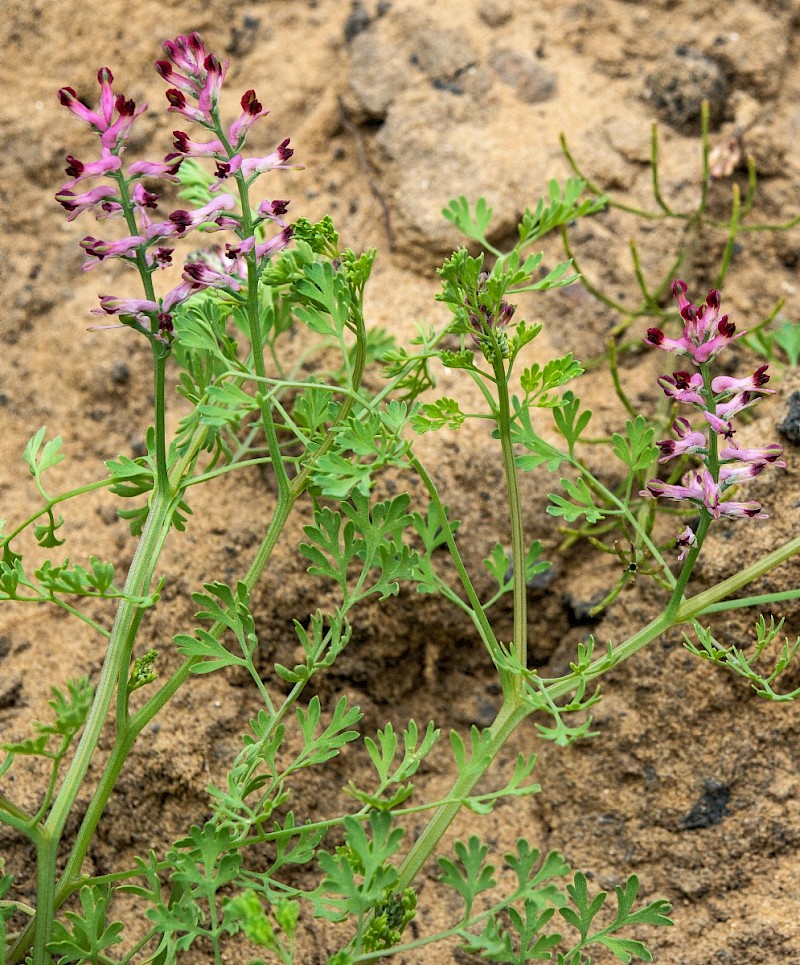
479, 0, 513, 27
563, 592, 606, 626
645, 48, 728, 132
679, 778, 730, 830
344, 1, 371, 43
490, 48, 556, 105
779, 391, 800, 445
0, 675, 23, 710
226, 16, 260, 57
347, 16, 477, 120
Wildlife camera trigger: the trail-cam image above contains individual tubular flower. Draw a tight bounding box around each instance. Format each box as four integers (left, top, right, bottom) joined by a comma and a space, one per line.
144, 194, 238, 239
79, 235, 146, 268
719, 444, 786, 465
656, 418, 707, 463
711, 365, 774, 396
675, 526, 697, 562
61, 152, 122, 188
228, 89, 270, 145
657, 370, 705, 406
703, 391, 759, 438
240, 139, 301, 178
127, 156, 184, 181
642, 280, 785, 553
55, 185, 119, 220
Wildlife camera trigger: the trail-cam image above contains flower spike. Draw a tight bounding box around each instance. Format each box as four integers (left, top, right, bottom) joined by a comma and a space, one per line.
642, 281, 784, 550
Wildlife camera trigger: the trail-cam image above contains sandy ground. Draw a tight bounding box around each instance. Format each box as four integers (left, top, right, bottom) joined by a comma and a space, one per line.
2, 0, 800, 961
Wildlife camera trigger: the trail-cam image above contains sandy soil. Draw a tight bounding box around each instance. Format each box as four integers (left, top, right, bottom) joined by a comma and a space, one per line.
2, 0, 800, 962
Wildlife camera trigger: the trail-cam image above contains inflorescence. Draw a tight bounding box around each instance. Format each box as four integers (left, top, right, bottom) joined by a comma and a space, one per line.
56, 32, 300, 342
642, 280, 786, 558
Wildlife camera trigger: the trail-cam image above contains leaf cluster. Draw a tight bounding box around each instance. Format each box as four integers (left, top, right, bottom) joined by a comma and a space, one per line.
440, 835, 671, 964
685, 616, 800, 701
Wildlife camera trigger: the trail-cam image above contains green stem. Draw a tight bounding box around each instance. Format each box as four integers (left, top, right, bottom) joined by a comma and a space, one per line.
410, 456, 498, 658
492, 359, 527, 687
152, 346, 170, 494
10, 492, 176, 964
31, 831, 56, 965
392, 699, 529, 894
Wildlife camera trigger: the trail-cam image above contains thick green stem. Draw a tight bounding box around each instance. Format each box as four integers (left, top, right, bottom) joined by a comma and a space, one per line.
393, 699, 529, 894
10, 492, 175, 964
492, 360, 527, 686
32, 832, 57, 965
152, 346, 170, 494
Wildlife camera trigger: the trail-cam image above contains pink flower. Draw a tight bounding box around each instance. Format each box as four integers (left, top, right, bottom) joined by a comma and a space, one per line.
93, 295, 159, 317
225, 225, 294, 261
658, 370, 705, 406
240, 139, 302, 177
127, 155, 184, 181
61, 152, 122, 188
164, 88, 208, 124
644, 280, 744, 366
228, 89, 270, 144
172, 131, 225, 158
56, 185, 119, 220
703, 392, 758, 438
656, 418, 707, 463
711, 364, 774, 396
719, 444, 785, 465
257, 199, 291, 227
181, 261, 242, 291
715, 500, 768, 520
675, 526, 697, 562
642, 469, 720, 516
156, 33, 229, 115
79, 234, 145, 268
57, 68, 146, 152
210, 154, 243, 191
718, 461, 768, 485
145, 194, 237, 239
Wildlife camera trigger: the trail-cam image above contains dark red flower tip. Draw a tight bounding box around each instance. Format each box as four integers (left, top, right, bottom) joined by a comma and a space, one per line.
753, 364, 770, 387
183, 263, 205, 282
55, 191, 78, 211
276, 137, 293, 161
168, 209, 192, 232
241, 89, 263, 115
157, 311, 174, 333
161, 152, 184, 174
645, 328, 665, 346
671, 279, 687, 298
717, 316, 735, 337
165, 88, 187, 108
679, 304, 698, 322
154, 60, 172, 80
97, 67, 114, 85
57, 86, 77, 106
204, 52, 222, 73
115, 94, 136, 116
64, 155, 84, 177
672, 370, 692, 388
706, 289, 721, 310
